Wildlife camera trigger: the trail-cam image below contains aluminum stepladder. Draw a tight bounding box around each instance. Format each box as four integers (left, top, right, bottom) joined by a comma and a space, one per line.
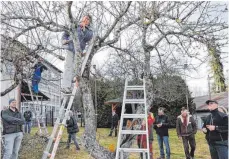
115, 78, 150, 159
42, 34, 96, 159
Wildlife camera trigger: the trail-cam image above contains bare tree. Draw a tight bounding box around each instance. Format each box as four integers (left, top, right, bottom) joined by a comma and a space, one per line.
1, 1, 136, 158
1, 1, 228, 159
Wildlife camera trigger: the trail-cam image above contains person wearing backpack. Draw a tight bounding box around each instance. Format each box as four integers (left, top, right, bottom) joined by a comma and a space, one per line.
65, 111, 80, 151
23, 109, 33, 134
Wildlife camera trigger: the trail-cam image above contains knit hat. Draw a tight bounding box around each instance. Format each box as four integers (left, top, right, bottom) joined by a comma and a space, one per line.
9, 98, 16, 105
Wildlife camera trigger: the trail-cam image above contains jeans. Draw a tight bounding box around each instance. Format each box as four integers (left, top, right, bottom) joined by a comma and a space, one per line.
3, 132, 23, 159
32, 78, 41, 94
208, 140, 228, 159
24, 121, 32, 134
182, 134, 196, 159
157, 135, 170, 159
62, 50, 74, 89
67, 133, 80, 149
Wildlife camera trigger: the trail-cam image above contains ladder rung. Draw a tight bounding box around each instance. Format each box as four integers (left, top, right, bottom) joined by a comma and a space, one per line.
122, 114, 146, 118
63, 94, 75, 96
121, 130, 147, 135
125, 99, 144, 103
126, 86, 144, 90
118, 148, 148, 153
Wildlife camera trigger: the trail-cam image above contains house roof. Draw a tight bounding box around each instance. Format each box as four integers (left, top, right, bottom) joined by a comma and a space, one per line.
1, 34, 62, 73
38, 55, 63, 73
104, 98, 122, 105
194, 92, 228, 112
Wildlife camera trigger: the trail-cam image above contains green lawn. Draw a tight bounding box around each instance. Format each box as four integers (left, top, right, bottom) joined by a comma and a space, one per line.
19, 126, 211, 159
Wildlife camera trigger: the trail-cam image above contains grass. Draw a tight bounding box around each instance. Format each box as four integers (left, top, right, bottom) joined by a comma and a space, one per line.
19, 126, 211, 159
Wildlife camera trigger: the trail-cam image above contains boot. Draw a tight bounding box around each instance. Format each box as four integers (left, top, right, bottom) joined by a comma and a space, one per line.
115, 129, 117, 137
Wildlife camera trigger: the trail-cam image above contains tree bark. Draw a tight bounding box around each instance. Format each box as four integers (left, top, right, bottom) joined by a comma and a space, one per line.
80, 79, 115, 159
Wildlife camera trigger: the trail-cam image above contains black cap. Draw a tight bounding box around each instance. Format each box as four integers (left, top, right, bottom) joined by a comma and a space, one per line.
206, 100, 218, 105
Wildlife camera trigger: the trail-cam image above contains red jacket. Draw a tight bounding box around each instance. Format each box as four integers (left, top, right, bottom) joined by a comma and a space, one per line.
137, 114, 155, 142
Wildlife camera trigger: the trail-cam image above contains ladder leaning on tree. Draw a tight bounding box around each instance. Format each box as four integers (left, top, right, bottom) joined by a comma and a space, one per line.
41, 28, 97, 159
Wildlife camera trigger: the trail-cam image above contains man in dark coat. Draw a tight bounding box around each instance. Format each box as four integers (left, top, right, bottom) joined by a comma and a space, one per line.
202, 100, 228, 159
154, 107, 170, 159
66, 111, 80, 150
108, 111, 119, 137
24, 109, 33, 133
176, 107, 197, 159
1, 99, 25, 159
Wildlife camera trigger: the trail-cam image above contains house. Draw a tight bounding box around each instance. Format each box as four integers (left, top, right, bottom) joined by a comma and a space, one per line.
193, 92, 228, 129
1, 35, 63, 125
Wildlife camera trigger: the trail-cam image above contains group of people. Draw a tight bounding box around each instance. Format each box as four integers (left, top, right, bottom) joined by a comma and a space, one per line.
30, 14, 93, 95
1, 99, 80, 159
110, 99, 228, 159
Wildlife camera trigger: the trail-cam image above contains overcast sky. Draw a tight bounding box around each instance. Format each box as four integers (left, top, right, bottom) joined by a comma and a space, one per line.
47, 1, 228, 98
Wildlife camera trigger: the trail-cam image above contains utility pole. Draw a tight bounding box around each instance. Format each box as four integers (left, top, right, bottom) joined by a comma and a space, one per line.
184, 63, 189, 111
17, 74, 22, 111
208, 75, 211, 99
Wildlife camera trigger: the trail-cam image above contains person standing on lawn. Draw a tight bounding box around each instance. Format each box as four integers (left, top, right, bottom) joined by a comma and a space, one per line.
154, 107, 171, 159
66, 111, 80, 151
176, 107, 197, 159
1, 99, 25, 159
108, 111, 119, 137
137, 112, 155, 159
202, 100, 228, 159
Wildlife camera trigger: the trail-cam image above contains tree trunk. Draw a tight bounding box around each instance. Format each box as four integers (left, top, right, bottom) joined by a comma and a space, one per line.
80, 79, 115, 159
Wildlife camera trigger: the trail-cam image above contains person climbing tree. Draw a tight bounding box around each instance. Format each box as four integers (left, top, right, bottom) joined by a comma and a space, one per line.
32, 58, 47, 94
61, 14, 93, 93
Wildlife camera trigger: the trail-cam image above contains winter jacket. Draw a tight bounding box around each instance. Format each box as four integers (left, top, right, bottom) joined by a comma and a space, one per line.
24, 110, 32, 122
137, 113, 155, 143
32, 62, 47, 80
1, 108, 25, 135
176, 114, 197, 137
61, 25, 93, 53
203, 108, 228, 142
66, 116, 79, 134
112, 114, 119, 126
154, 114, 169, 137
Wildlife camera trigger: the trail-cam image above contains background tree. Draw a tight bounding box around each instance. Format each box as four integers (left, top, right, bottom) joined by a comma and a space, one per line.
207, 39, 226, 93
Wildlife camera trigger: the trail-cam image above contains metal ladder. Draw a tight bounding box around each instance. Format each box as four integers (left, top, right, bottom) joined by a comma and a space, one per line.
115, 78, 150, 159
42, 86, 78, 159
36, 113, 49, 137
42, 32, 96, 159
